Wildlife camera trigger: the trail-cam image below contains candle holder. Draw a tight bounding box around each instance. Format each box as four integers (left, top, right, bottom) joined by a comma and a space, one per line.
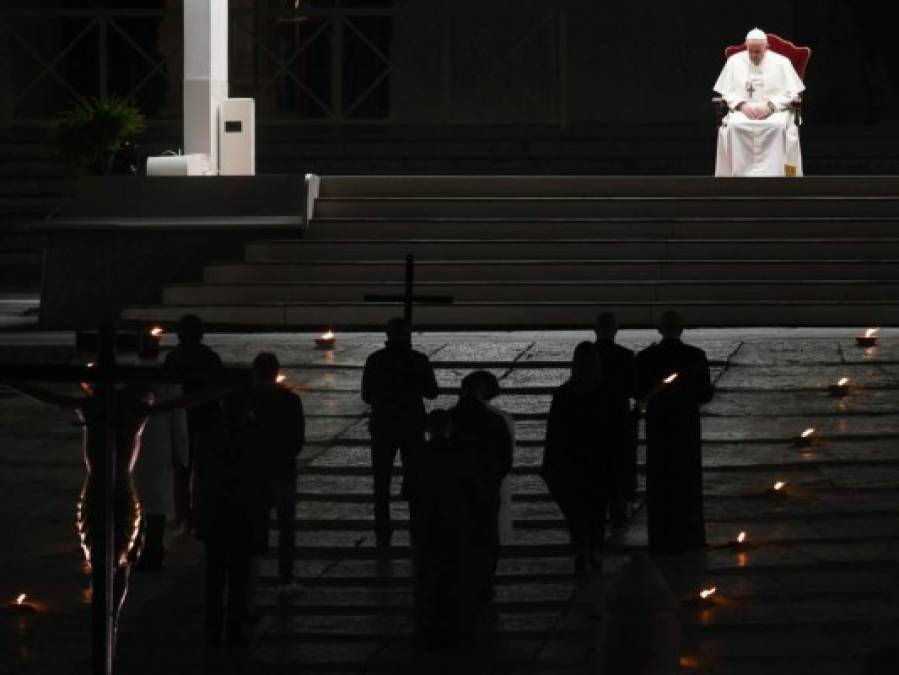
6, 594, 36, 615
315, 330, 336, 350
828, 378, 850, 398
138, 326, 164, 361
728, 531, 751, 552
682, 587, 718, 608
793, 428, 819, 448
856, 329, 879, 348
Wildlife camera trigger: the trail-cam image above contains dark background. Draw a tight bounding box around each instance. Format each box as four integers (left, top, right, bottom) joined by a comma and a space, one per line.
2, 1, 898, 174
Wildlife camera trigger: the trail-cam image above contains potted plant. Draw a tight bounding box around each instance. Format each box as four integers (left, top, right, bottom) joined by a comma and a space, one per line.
51, 96, 147, 176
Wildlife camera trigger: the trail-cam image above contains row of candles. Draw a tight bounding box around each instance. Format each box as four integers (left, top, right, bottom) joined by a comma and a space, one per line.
685, 330, 883, 608
9, 328, 883, 613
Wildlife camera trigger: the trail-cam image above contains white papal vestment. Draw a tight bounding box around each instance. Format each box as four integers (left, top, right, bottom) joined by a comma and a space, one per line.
713, 50, 806, 176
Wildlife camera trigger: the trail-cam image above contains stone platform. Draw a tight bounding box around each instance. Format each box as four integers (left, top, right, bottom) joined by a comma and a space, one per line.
2, 328, 899, 674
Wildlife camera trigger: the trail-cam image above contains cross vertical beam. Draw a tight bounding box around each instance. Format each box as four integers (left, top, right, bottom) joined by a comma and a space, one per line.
404, 253, 414, 325
363, 253, 454, 327
93, 322, 116, 675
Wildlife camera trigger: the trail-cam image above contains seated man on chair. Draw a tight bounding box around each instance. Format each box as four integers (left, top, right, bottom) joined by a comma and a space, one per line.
714, 28, 806, 177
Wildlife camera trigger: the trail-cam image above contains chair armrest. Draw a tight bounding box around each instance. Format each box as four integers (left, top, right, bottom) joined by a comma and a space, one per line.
712, 97, 729, 126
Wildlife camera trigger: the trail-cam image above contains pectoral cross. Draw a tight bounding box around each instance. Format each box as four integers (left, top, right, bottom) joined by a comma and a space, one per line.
746, 80, 756, 96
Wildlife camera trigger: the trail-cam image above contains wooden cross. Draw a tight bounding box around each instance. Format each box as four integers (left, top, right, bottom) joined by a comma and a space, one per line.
363, 254, 454, 326
0, 323, 247, 675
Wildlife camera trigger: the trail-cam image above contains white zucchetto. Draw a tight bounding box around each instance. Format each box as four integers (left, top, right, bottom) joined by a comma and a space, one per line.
745, 28, 768, 42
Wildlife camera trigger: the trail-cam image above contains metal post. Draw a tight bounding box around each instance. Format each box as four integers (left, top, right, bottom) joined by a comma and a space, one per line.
404, 254, 414, 326
92, 322, 116, 675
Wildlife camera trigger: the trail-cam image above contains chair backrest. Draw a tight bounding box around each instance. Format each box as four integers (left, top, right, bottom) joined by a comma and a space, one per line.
724, 33, 811, 80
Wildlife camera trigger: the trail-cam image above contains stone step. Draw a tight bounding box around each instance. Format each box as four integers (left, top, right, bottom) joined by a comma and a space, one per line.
162, 280, 899, 306
307, 216, 899, 240
123, 300, 899, 329
202, 260, 899, 283
314, 196, 899, 220
316, 175, 899, 199
245, 238, 899, 262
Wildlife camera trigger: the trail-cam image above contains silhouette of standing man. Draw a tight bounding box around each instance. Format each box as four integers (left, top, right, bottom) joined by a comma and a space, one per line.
593, 311, 638, 528
163, 314, 224, 531
362, 318, 438, 548
636, 311, 713, 554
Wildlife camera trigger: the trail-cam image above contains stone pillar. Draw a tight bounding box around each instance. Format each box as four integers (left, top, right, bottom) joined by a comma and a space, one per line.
183, 0, 229, 174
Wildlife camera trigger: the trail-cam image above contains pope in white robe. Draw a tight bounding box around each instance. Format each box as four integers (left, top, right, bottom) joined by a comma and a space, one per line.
714, 28, 806, 177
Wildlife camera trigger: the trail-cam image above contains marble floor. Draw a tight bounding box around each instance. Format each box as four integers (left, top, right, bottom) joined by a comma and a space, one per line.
2, 327, 898, 674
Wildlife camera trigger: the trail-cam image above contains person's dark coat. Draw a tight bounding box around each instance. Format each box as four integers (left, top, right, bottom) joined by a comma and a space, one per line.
636, 337, 714, 554
541, 381, 613, 550
361, 341, 438, 438
247, 383, 305, 503
594, 339, 638, 503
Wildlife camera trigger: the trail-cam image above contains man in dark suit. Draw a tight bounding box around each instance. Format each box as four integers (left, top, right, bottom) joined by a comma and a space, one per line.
248, 352, 305, 585
636, 311, 714, 554
362, 318, 439, 548
593, 312, 638, 528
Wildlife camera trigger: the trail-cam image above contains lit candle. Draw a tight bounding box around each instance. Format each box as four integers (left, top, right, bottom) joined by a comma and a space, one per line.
773, 480, 787, 492
315, 329, 336, 350
276, 373, 287, 384
856, 328, 879, 348
699, 587, 717, 600
7, 593, 36, 614
139, 325, 164, 360
795, 427, 817, 447
729, 530, 750, 551
663, 372, 679, 385
80, 362, 97, 394
828, 377, 850, 397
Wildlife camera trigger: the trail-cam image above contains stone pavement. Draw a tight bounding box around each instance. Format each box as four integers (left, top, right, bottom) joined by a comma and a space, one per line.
2, 328, 899, 674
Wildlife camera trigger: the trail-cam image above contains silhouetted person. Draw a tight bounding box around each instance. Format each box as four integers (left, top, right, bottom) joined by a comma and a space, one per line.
593, 311, 638, 528
133, 381, 189, 572
481, 376, 515, 545
450, 370, 513, 605
542, 342, 613, 573
248, 352, 305, 587
361, 318, 438, 548
194, 391, 268, 647
636, 311, 714, 554
412, 409, 475, 649
164, 314, 224, 531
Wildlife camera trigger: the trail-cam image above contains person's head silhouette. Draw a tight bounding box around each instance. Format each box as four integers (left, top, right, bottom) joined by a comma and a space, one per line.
594, 312, 618, 341
385, 317, 411, 346
460, 370, 500, 402
176, 314, 205, 347
658, 311, 684, 339
252, 352, 280, 385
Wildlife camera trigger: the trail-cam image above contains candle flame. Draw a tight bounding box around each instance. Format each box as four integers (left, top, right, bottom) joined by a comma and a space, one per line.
150, 327, 164, 337
699, 587, 717, 599
321, 330, 335, 340
801, 428, 815, 438
276, 373, 287, 384
86, 362, 96, 368
774, 481, 787, 491
663, 372, 679, 384
837, 378, 849, 387
865, 328, 879, 339
737, 531, 746, 543
15, 594, 26, 605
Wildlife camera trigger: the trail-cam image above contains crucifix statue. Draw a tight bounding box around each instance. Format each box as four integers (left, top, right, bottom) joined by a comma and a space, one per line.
1, 323, 245, 675
363, 254, 454, 326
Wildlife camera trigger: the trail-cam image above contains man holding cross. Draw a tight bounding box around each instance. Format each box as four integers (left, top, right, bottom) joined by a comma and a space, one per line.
362, 318, 438, 549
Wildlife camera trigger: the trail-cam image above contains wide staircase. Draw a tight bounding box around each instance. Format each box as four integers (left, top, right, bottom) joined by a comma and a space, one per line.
124, 175, 899, 329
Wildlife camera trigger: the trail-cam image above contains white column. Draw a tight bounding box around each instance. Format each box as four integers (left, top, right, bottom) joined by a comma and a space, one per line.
183, 0, 229, 175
